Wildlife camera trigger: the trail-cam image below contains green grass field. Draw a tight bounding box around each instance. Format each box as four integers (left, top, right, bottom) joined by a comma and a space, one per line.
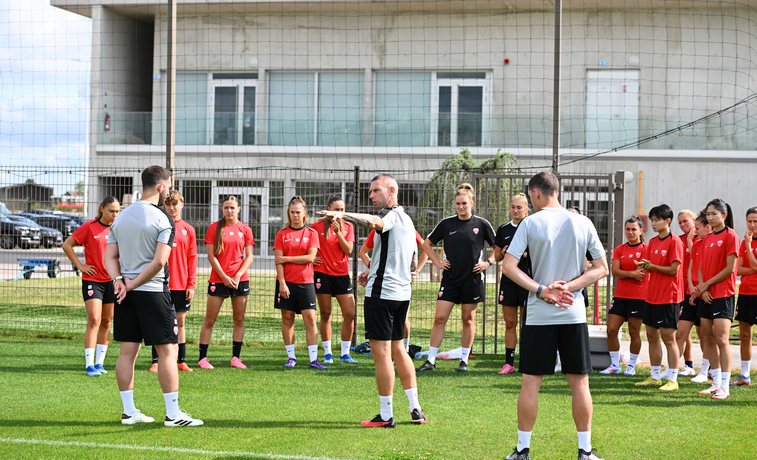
0, 335, 755, 460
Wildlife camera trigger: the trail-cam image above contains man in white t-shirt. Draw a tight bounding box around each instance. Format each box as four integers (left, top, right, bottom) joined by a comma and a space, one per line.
502, 172, 608, 460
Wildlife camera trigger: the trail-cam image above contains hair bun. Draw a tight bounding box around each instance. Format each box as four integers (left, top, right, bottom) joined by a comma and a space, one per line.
457, 183, 473, 191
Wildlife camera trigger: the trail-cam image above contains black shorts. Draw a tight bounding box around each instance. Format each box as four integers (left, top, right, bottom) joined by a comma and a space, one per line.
519, 323, 592, 375
643, 302, 679, 329
437, 278, 485, 305
499, 277, 528, 308
698, 295, 735, 321
678, 294, 700, 326
608, 297, 644, 319
114, 287, 177, 346
275, 281, 317, 314
364, 297, 409, 341
736, 294, 757, 324
81, 280, 115, 304
314, 272, 354, 296
208, 280, 250, 298
171, 290, 191, 313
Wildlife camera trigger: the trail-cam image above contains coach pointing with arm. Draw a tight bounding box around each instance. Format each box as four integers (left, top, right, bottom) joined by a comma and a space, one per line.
502, 172, 608, 460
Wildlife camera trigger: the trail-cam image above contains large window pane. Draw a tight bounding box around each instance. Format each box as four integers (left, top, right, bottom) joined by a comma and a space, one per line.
268, 73, 315, 146
318, 73, 363, 146
213, 87, 237, 145
458, 86, 483, 146
176, 73, 207, 145
375, 72, 431, 147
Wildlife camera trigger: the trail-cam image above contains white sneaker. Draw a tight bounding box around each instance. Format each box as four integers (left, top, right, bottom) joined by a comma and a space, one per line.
121, 410, 155, 425
623, 365, 636, 376
599, 365, 621, 375
679, 366, 695, 377
691, 373, 709, 384
164, 410, 204, 427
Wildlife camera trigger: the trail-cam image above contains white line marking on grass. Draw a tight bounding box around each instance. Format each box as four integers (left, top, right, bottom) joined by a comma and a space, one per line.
0, 437, 357, 460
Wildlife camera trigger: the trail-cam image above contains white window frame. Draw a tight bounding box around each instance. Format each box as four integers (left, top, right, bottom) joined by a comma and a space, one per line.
431, 72, 491, 147
207, 78, 258, 146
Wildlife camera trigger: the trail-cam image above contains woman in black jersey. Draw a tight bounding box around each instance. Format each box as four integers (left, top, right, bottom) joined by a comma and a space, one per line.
491, 193, 530, 375
416, 184, 495, 373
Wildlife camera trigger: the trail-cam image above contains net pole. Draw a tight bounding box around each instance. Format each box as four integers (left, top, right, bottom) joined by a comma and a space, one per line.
351, 165, 360, 345
551, 0, 562, 174
166, 0, 177, 172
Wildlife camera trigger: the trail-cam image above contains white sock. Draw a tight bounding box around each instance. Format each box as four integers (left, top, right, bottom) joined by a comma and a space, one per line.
341, 341, 351, 357
120, 390, 137, 416
323, 340, 332, 356
163, 391, 180, 419
517, 430, 532, 451
669, 368, 679, 383
577, 431, 592, 452
712, 368, 721, 386
308, 344, 318, 362
609, 351, 620, 368
95, 344, 108, 365
651, 366, 661, 380
629, 353, 639, 367
461, 347, 471, 364
742, 360, 751, 378
85, 348, 95, 368
428, 346, 439, 365
285, 344, 295, 360
404, 387, 420, 411
699, 358, 710, 375
403, 338, 409, 352
720, 370, 729, 388
557, 352, 562, 365
379, 395, 393, 421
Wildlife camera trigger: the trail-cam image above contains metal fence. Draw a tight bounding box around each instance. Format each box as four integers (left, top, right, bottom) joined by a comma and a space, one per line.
0, 165, 623, 354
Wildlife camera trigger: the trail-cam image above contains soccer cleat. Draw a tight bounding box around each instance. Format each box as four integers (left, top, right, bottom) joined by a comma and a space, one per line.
148, 363, 158, 373
339, 354, 358, 364
498, 363, 515, 375
197, 358, 214, 370
730, 374, 752, 387
505, 447, 531, 460
456, 360, 468, 372
177, 362, 193, 372
94, 363, 107, 374
230, 357, 247, 369
635, 378, 662, 386
121, 410, 154, 425
599, 365, 621, 375
712, 386, 730, 400
85, 365, 101, 377
679, 366, 695, 376
578, 448, 604, 460
416, 360, 436, 372
659, 380, 679, 391
284, 358, 297, 368
164, 410, 204, 427
698, 384, 720, 395
623, 365, 636, 376
360, 414, 395, 428
309, 360, 327, 370
410, 408, 427, 424
691, 373, 709, 384
324, 353, 333, 364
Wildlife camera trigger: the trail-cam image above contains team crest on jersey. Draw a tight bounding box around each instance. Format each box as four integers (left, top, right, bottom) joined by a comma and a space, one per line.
303, 237, 309, 242
636, 252, 641, 258
87, 290, 94, 297
182, 229, 187, 236
717, 240, 723, 247
473, 228, 479, 234
239, 232, 243, 238
210, 285, 216, 292
661, 250, 667, 256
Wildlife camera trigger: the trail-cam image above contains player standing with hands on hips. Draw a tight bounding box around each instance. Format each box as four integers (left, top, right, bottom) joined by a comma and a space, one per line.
502, 172, 608, 460
105, 165, 202, 427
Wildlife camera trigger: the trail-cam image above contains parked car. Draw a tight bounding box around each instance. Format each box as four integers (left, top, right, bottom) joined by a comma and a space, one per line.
0, 215, 38, 249
55, 212, 88, 226
28, 215, 80, 238
9, 214, 62, 248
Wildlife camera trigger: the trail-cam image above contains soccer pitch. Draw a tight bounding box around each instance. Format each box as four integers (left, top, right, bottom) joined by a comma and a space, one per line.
0, 336, 755, 460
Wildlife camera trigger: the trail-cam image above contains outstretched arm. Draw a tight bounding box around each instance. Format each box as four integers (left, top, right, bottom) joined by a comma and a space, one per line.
317, 211, 384, 231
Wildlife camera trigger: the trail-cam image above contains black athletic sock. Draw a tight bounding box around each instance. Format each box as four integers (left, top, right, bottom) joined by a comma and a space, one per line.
178, 343, 186, 364
506, 348, 516, 366
199, 343, 209, 361
233, 341, 243, 359
685, 360, 693, 368
151, 346, 159, 363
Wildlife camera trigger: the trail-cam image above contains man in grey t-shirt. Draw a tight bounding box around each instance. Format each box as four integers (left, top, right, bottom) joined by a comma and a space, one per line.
105, 165, 202, 428
502, 172, 608, 460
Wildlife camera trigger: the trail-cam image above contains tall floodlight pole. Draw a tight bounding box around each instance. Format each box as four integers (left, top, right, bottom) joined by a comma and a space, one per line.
551, 0, 562, 173
166, 0, 177, 172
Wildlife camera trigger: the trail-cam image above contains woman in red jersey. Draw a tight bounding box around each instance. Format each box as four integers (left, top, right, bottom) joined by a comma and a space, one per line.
62, 196, 120, 376
274, 196, 324, 369
312, 196, 357, 364
676, 209, 698, 376
696, 198, 740, 400
731, 207, 757, 387
599, 216, 647, 376
198, 196, 254, 370
685, 213, 713, 384
149, 190, 197, 373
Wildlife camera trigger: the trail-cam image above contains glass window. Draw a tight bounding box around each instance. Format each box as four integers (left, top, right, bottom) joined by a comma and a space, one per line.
268, 73, 315, 146
375, 72, 432, 147
318, 73, 363, 146
176, 73, 208, 145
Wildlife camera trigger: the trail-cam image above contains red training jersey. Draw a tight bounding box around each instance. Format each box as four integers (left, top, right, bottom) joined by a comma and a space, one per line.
168, 218, 197, 291
273, 226, 320, 284
690, 239, 704, 287
679, 233, 693, 295
738, 239, 757, 295
700, 227, 740, 299
71, 219, 112, 283
365, 228, 423, 249
612, 242, 647, 300
645, 233, 684, 304
311, 220, 354, 276
204, 221, 255, 283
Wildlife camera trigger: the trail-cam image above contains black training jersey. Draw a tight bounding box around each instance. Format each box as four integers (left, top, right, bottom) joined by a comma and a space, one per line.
495, 221, 531, 283
427, 215, 495, 285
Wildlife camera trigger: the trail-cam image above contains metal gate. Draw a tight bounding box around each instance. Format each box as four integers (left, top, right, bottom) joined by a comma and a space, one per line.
471, 171, 626, 354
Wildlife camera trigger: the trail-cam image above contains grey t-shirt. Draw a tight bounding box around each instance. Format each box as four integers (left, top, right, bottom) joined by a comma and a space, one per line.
107, 200, 175, 292
507, 206, 605, 325
366, 206, 416, 301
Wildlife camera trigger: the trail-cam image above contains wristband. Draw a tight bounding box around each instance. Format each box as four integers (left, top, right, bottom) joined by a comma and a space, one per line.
114, 276, 123, 283
536, 284, 544, 299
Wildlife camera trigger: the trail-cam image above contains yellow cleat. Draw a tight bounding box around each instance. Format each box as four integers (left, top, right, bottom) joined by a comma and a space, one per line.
635, 377, 663, 386
659, 380, 679, 391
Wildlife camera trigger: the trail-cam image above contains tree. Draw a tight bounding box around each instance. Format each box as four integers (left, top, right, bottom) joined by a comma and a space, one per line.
76, 181, 84, 194
25, 178, 35, 184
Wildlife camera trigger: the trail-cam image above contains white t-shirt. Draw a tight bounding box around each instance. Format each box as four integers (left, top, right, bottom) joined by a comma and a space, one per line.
506, 206, 605, 325
366, 206, 416, 301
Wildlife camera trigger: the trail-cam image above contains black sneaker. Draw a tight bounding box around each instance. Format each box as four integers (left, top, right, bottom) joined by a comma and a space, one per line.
505, 447, 531, 460
415, 360, 436, 372
360, 414, 396, 428
410, 408, 427, 424
456, 360, 468, 372
577, 448, 604, 460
